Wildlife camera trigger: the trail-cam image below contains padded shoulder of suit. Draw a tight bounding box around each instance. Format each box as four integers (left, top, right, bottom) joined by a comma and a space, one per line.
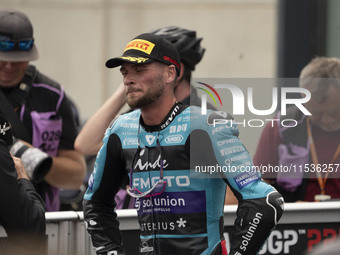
189, 106, 238, 137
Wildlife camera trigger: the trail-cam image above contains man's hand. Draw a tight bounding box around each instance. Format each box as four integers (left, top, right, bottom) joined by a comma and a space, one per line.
10, 139, 52, 182
11, 155, 29, 180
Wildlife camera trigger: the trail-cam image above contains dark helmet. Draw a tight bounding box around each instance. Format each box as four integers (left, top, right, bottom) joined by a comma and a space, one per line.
150, 26, 205, 70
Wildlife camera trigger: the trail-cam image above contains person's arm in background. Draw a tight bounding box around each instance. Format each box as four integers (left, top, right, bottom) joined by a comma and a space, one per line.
0, 141, 45, 248
44, 149, 86, 189
75, 83, 126, 156
253, 121, 281, 185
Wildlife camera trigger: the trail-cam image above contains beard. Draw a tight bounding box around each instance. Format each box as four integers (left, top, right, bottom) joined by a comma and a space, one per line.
127, 74, 165, 109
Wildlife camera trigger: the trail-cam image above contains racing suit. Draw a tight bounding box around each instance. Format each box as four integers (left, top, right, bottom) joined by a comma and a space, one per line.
83, 103, 284, 255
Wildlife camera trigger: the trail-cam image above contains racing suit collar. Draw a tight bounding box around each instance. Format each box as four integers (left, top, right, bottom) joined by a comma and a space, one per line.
140, 101, 188, 132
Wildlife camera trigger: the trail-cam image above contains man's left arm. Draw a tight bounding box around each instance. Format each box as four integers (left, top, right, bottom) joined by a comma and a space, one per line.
206, 119, 284, 255
228, 188, 284, 255
45, 149, 86, 189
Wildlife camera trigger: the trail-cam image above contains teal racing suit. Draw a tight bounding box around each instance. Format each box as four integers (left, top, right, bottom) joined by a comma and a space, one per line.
83, 103, 284, 255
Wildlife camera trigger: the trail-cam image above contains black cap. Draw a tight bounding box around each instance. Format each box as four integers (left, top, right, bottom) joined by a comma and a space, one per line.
0, 8, 39, 62
105, 33, 180, 76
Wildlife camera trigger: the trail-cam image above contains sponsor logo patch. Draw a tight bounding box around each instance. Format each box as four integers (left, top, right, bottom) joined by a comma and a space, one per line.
124, 39, 155, 55
88, 173, 94, 190
145, 135, 156, 145
123, 138, 139, 147
120, 56, 149, 63
165, 134, 184, 144
234, 171, 260, 189
140, 242, 154, 253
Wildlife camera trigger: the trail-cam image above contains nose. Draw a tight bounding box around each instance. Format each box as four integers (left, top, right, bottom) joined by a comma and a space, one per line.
319, 113, 334, 126
123, 72, 135, 86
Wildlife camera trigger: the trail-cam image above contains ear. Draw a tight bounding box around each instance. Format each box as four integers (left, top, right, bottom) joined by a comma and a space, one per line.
164, 65, 177, 85
178, 62, 185, 81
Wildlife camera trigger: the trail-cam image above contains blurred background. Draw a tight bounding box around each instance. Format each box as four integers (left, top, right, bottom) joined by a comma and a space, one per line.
1, 0, 339, 155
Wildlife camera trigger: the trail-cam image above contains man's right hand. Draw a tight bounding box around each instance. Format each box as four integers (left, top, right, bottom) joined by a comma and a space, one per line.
11, 155, 29, 180
10, 139, 52, 182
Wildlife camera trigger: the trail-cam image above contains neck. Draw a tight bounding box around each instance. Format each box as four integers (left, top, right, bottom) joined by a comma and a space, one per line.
140, 96, 177, 126
174, 79, 191, 102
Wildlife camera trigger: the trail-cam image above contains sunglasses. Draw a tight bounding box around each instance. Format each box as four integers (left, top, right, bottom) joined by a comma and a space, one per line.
0, 35, 34, 51
127, 138, 167, 198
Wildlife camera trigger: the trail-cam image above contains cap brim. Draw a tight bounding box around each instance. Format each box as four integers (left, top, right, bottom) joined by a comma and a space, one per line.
105, 55, 154, 68
0, 45, 39, 62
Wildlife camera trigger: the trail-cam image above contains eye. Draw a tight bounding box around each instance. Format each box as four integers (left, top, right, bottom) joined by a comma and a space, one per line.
136, 66, 146, 73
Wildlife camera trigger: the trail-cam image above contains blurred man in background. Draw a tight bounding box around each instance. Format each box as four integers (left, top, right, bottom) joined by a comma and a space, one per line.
0, 8, 86, 211
254, 57, 340, 202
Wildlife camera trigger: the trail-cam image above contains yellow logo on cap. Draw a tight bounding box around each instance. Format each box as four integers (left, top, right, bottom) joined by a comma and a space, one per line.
124, 39, 155, 55
120, 56, 149, 63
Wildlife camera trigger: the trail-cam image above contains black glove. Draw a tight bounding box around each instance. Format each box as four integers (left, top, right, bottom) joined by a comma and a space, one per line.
230, 191, 284, 255
10, 139, 52, 183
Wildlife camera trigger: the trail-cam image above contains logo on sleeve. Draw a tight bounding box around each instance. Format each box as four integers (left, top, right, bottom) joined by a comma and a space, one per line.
234, 171, 260, 189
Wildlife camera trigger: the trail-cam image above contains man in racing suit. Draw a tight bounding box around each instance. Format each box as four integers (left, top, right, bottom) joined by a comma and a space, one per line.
83, 33, 284, 255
